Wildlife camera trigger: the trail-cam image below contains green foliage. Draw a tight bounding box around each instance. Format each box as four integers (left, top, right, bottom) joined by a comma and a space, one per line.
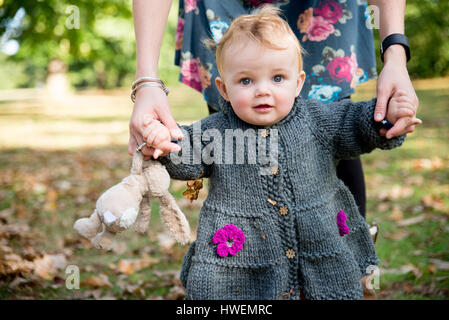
404, 0, 449, 78
0, 0, 180, 89
0, 0, 447, 89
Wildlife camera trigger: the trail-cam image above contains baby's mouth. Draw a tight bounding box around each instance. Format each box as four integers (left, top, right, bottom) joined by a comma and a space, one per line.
254, 104, 274, 112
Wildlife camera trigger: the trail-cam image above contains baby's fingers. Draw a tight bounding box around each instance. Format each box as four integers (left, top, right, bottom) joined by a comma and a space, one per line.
153, 141, 181, 159
386, 117, 419, 139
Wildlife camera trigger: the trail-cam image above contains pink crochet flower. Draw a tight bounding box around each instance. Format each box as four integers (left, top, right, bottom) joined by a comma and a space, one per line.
213, 224, 246, 257
337, 210, 350, 236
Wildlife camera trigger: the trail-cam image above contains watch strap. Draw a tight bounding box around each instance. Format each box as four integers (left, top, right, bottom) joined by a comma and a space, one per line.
380, 33, 411, 63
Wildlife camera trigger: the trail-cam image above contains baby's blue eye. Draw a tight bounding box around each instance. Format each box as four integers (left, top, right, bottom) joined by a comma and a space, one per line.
273, 75, 283, 82
240, 78, 251, 85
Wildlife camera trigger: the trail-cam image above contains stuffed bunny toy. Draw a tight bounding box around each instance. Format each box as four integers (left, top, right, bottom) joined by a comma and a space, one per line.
73, 150, 190, 251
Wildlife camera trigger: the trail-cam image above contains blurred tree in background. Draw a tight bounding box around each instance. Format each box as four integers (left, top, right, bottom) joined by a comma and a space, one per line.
0, 0, 178, 89
0, 0, 447, 90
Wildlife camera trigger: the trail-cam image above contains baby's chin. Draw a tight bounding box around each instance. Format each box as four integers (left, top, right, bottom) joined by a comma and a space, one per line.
237, 113, 284, 127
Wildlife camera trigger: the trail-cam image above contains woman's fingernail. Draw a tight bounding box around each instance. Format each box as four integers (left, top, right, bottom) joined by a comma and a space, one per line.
171, 129, 184, 139
375, 113, 383, 121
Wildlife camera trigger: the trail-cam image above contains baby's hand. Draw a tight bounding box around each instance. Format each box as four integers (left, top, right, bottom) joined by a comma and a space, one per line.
384, 89, 422, 139
142, 119, 181, 159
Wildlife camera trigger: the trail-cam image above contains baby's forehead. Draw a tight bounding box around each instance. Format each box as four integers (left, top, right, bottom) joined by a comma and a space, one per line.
222, 35, 297, 62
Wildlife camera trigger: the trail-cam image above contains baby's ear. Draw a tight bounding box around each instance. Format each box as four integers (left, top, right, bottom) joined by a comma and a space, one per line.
215, 77, 229, 101
296, 71, 306, 97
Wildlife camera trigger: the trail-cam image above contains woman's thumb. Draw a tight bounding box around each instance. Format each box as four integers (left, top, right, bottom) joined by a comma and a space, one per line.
375, 85, 392, 122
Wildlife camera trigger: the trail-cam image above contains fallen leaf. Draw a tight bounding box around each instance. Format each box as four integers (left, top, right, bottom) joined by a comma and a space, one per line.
44, 188, 58, 212
377, 202, 389, 212
8, 277, 31, 290
381, 264, 422, 278
117, 254, 159, 274
427, 264, 436, 274
33, 254, 67, 280
383, 231, 410, 241
396, 215, 426, 227
421, 194, 446, 212
378, 185, 414, 201
390, 205, 404, 222
428, 258, 449, 271
413, 157, 444, 170
81, 274, 112, 288
165, 285, 185, 300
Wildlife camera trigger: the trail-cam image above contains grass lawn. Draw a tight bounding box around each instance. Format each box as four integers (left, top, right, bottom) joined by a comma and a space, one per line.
0, 78, 448, 299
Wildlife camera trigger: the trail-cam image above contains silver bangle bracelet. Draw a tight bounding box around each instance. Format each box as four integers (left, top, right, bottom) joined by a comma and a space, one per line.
130, 82, 169, 102
132, 76, 164, 89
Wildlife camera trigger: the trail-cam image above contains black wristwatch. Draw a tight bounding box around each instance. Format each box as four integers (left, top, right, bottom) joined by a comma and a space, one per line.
380, 33, 411, 63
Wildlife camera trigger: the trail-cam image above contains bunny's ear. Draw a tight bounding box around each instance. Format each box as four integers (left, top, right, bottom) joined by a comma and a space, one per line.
131, 149, 144, 175
134, 193, 152, 234
159, 193, 191, 245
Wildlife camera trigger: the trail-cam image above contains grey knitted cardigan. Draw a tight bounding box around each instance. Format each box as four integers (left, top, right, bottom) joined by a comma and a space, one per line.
159, 97, 405, 300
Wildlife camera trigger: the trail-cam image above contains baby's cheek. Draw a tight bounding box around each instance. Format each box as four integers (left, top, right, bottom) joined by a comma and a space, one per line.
232, 94, 252, 113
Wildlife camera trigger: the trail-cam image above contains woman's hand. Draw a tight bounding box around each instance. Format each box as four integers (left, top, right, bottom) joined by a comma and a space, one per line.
384, 89, 422, 139
374, 45, 419, 138
128, 86, 183, 160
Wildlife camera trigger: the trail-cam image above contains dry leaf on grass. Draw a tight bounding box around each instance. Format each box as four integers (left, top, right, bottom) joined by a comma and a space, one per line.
117, 254, 159, 274
413, 157, 444, 170
390, 205, 404, 222
383, 231, 410, 241
80, 274, 112, 288
0, 252, 35, 277
428, 258, 449, 271
421, 194, 447, 212
381, 264, 422, 278
33, 253, 67, 280
377, 185, 414, 201
165, 285, 185, 300
396, 214, 426, 227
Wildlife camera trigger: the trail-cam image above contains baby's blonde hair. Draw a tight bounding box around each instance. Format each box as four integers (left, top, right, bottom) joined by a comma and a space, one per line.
211, 6, 304, 76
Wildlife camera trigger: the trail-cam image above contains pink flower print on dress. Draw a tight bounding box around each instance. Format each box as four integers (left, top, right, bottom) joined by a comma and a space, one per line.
326, 56, 352, 83
184, 0, 200, 13
314, 1, 344, 24
337, 210, 350, 236
306, 15, 335, 42
181, 58, 202, 91
175, 17, 185, 50
212, 224, 246, 257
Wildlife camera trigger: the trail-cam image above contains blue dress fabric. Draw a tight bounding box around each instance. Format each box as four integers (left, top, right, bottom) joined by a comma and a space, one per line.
175, 0, 377, 110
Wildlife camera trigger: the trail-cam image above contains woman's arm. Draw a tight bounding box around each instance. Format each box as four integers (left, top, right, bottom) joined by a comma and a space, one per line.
130, 0, 183, 160
369, 0, 419, 138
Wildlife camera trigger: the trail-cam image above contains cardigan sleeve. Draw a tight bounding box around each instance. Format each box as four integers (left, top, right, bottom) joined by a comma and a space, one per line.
306, 98, 406, 160
157, 121, 213, 180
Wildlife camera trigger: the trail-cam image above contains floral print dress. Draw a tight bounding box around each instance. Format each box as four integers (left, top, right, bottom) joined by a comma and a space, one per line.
175, 0, 377, 110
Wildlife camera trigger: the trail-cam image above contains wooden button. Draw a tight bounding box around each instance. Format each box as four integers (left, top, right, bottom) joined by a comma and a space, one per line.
260, 129, 270, 138
271, 166, 279, 175
267, 199, 277, 206
279, 206, 288, 216
286, 249, 296, 259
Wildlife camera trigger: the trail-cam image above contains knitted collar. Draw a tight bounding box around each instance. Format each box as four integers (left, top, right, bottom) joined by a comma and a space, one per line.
218, 96, 303, 130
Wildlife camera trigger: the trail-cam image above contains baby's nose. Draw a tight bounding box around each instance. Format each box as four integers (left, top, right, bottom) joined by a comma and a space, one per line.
255, 83, 271, 96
